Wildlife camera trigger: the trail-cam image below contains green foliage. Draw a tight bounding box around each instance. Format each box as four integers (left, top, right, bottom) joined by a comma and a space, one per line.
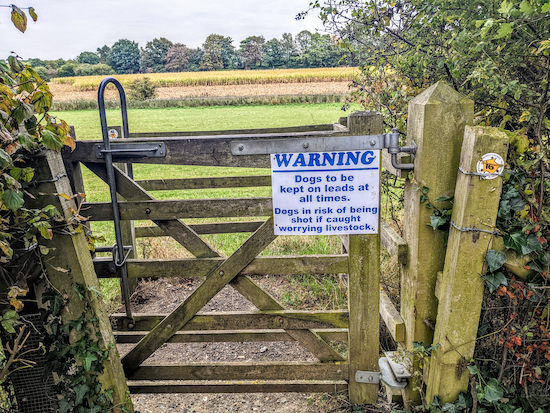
139, 37, 173, 73
42, 286, 115, 413
126, 77, 157, 101
77, 51, 100, 65
0, 55, 75, 268
201, 34, 235, 71
109, 38, 140, 74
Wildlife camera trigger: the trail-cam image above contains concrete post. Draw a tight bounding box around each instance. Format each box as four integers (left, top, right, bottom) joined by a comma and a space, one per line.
400, 82, 473, 402
426, 127, 508, 402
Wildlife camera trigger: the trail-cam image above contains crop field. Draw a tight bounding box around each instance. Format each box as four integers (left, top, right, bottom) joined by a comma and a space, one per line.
49, 81, 351, 103
51, 67, 357, 90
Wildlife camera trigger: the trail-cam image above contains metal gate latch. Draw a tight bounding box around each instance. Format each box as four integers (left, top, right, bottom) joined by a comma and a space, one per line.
355, 351, 411, 389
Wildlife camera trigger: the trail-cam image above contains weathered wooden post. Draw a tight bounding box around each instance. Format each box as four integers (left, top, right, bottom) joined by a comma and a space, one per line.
31, 150, 133, 412
347, 111, 382, 404
426, 127, 508, 402
400, 82, 473, 401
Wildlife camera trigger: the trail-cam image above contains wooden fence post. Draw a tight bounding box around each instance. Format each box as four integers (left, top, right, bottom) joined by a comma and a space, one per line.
347, 111, 382, 404
400, 82, 473, 402
30, 150, 133, 413
426, 126, 508, 402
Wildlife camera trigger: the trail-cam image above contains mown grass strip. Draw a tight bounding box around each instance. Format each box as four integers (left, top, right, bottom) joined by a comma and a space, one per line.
52, 93, 348, 111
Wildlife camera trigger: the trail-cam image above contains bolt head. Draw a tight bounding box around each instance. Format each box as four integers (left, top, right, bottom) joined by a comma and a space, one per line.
370, 140, 376, 146
219, 270, 225, 277
302, 142, 309, 149
238, 144, 244, 151
145, 208, 151, 214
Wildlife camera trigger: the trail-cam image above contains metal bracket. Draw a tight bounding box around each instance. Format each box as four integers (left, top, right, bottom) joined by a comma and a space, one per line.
94, 142, 166, 160
355, 352, 411, 390
231, 128, 416, 170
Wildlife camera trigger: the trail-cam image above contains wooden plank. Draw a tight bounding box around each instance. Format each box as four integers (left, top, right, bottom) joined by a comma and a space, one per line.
83, 197, 273, 221
229, 275, 346, 362
137, 175, 271, 191
114, 329, 349, 344
134, 221, 264, 237
67, 130, 348, 167
347, 112, 381, 405
128, 361, 349, 381
121, 218, 278, 376
84, 162, 221, 259
128, 380, 348, 394
380, 221, 408, 265
127, 124, 336, 138
94, 255, 349, 278
111, 310, 350, 332
379, 290, 405, 343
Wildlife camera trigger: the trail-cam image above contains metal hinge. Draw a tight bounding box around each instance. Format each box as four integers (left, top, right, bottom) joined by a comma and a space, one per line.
355, 351, 412, 389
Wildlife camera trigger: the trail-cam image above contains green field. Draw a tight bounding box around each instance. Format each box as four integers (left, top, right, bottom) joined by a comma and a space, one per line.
55, 103, 354, 141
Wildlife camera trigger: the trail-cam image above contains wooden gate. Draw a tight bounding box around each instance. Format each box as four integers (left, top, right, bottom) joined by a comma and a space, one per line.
61, 111, 398, 404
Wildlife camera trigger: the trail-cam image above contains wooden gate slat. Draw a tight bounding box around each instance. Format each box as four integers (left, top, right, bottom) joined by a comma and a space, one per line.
128, 361, 349, 381
114, 329, 349, 344
230, 275, 345, 362
111, 310, 349, 331
134, 221, 265, 237
121, 218, 277, 376
94, 255, 349, 278
127, 381, 348, 394
82, 198, 273, 221
84, 163, 221, 259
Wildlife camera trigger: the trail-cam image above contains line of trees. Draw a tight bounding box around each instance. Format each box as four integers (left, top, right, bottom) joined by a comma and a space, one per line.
26, 31, 352, 80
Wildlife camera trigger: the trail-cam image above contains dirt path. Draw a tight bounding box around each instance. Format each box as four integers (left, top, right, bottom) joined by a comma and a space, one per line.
121, 277, 349, 413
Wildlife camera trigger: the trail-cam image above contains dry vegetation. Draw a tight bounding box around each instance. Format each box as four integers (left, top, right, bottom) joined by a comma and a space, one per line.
49, 81, 351, 102
51, 67, 357, 90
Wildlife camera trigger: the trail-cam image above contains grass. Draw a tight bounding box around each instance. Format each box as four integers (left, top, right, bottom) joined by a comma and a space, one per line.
52, 67, 357, 90
53, 102, 355, 140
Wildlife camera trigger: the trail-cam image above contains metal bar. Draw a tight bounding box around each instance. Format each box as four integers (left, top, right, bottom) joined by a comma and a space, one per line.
231, 134, 386, 155
98, 76, 133, 322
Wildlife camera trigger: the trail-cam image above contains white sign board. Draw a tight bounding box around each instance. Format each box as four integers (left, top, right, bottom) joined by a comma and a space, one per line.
271, 150, 380, 235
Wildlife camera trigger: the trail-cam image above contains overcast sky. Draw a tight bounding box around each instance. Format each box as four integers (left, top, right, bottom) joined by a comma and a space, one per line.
0, 0, 322, 60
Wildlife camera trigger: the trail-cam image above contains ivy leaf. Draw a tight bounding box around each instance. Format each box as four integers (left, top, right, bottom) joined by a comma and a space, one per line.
504, 232, 525, 254
484, 272, 508, 293
10, 5, 27, 33
430, 214, 448, 229
2, 189, 24, 210
58, 397, 71, 413
467, 365, 479, 375
486, 249, 507, 272
28, 7, 37, 22
522, 234, 543, 255
84, 352, 98, 371
483, 378, 504, 402
74, 383, 89, 405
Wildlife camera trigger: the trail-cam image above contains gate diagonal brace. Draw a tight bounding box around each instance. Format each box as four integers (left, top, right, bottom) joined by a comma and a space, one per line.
121, 218, 277, 377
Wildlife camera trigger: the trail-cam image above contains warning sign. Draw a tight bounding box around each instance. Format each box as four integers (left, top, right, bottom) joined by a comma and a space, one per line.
271, 150, 380, 235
